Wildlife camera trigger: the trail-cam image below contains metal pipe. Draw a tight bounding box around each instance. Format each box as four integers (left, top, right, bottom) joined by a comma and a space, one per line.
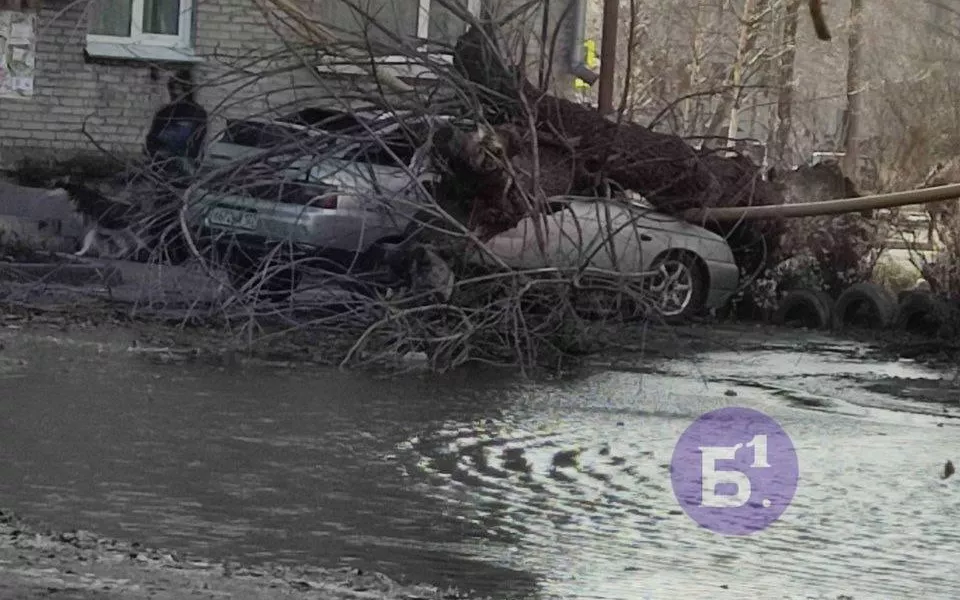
682, 183, 960, 223
597, 0, 618, 113
570, 0, 598, 85
539, 0, 550, 89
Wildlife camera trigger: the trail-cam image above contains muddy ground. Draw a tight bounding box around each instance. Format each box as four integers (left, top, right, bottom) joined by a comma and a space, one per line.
0, 506, 470, 599
1, 255, 958, 369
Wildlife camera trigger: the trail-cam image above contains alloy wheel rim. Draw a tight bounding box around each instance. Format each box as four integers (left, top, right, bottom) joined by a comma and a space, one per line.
647, 260, 694, 317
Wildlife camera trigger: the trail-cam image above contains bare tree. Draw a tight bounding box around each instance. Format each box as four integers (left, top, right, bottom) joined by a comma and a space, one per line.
771, 0, 801, 165
841, 0, 864, 187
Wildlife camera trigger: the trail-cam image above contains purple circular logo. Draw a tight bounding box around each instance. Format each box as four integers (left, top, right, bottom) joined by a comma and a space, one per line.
670, 406, 799, 535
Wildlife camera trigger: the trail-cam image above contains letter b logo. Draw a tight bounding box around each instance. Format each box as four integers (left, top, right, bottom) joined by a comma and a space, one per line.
671, 408, 798, 535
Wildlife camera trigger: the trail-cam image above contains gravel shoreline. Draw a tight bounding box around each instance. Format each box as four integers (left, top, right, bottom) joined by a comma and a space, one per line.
0, 508, 476, 600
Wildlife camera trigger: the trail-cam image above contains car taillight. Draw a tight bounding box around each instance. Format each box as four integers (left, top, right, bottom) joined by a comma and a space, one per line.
314, 194, 338, 209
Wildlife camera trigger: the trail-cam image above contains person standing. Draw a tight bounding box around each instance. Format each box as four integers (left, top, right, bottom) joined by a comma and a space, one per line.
142, 68, 207, 265
144, 68, 208, 177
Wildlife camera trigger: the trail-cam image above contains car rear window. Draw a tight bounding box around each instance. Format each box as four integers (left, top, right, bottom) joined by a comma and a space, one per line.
352, 139, 418, 168
221, 120, 312, 149
345, 121, 443, 168
218, 112, 453, 171
277, 108, 369, 132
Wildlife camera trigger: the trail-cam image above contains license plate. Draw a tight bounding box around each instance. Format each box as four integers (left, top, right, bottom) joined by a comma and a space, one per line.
207, 207, 259, 230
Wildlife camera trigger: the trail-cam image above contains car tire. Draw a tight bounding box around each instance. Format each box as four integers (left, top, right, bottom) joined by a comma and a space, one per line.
571, 281, 647, 322
832, 282, 898, 331
644, 251, 706, 323
773, 288, 834, 329
895, 290, 952, 336
227, 262, 303, 297
223, 248, 304, 300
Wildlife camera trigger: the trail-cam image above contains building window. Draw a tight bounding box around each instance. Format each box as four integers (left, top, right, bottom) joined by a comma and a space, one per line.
318, 0, 480, 46
87, 0, 193, 48
316, 0, 480, 76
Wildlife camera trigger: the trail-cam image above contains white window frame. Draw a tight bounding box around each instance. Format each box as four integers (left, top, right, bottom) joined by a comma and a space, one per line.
317, 0, 481, 78
86, 0, 194, 49
415, 0, 482, 49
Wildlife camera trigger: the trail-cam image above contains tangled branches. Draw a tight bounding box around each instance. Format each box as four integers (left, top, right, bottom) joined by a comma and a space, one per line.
766, 162, 884, 298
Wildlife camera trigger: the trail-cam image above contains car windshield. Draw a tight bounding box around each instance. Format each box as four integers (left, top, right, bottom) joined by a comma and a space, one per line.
218, 110, 444, 164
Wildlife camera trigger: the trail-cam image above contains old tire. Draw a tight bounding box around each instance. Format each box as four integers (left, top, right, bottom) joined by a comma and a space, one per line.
773, 289, 834, 329
832, 282, 898, 331
896, 291, 952, 336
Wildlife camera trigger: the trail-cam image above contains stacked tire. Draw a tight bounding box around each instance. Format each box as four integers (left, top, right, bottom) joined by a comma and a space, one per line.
773, 289, 835, 329
831, 282, 899, 331
894, 289, 954, 336
773, 281, 955, 336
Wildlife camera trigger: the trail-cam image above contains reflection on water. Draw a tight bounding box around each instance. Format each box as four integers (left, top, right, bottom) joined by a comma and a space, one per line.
412, 370, 960, 598
0, 339, 539, 597
0, 333, 957, 599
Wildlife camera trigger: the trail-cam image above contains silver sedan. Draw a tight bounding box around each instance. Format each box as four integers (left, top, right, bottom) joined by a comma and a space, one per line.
464, 197, 740, 320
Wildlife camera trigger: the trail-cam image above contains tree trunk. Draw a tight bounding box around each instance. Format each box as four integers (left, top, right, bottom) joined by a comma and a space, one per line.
726, 0, 760, 149
704, 0, 769, 141
841, 0, 864, 186
773, 0, 802, 165
450, 22, 787, 274
683, 1, 706, 136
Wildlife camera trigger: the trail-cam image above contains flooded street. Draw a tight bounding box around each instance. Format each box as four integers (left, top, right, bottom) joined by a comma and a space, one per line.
0, 324, 957, 599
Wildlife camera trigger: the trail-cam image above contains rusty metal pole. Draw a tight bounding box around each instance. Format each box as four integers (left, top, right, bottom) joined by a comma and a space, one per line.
682, 183, 960, 223
597, 0, 619, 114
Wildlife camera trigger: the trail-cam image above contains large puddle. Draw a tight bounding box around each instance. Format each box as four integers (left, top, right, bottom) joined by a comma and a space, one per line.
0, 326, 957, 599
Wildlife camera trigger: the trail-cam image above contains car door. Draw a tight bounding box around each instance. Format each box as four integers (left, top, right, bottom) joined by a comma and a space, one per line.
560, 200, 671, 275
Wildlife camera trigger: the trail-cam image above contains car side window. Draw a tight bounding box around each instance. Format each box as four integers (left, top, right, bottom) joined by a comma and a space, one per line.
222, 120, 305, 149
362, 141, 417, 168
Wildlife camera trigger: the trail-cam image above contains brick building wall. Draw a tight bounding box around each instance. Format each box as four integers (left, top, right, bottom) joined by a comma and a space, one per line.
0, 0, 311, 168
0, 0, 588, 170
0, 2, 162, 165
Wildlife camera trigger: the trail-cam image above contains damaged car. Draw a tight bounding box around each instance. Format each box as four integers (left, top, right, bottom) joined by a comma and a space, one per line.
185, 107, 459, 292
185, 108, 739, 320
465, 195, 740, 321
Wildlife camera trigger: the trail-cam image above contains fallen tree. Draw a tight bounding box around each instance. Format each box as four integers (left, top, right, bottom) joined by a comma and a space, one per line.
436, 21, 789, 277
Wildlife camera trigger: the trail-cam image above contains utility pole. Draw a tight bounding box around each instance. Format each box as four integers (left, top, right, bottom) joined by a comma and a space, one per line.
597, 0, 619, 114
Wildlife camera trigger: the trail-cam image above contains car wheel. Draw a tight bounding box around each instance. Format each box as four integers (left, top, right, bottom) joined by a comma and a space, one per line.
228, 262, 303, 297
224, 250, 304, 300
572, 282, 646, 322
773, 288, 834, 329
644, 251, 705, 322
831, 282, 898, 331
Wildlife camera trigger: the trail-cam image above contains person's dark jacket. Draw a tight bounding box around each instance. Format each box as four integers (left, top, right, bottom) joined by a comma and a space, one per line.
145, 98, 208, 161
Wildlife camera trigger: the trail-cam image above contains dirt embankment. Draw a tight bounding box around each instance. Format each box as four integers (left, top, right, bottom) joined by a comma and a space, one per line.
0, 507, 475, 600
